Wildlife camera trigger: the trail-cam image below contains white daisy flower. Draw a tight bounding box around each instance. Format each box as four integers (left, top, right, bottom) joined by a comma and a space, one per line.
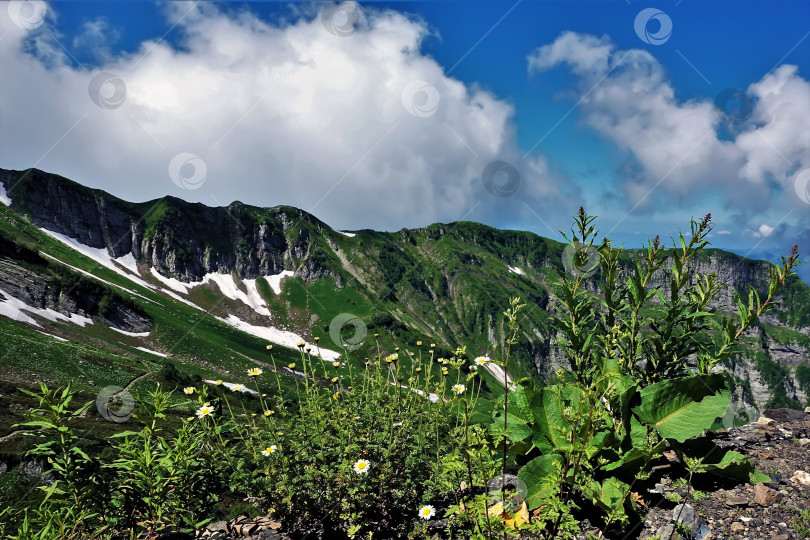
183, 387, 195, 395
418, 505, 436, 520
353, 459, 371, 474
247, 368, 263, 377
195, 403, 214, 418
261, 445, 278, 456
452, 384, 466, 395
474, 356, 490, 365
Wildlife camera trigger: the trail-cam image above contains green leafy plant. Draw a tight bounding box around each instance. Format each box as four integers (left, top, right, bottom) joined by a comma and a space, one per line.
487, 209, 800, 538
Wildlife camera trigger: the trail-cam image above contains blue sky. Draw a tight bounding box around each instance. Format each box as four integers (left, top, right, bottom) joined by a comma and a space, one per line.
1, 0, 809, 278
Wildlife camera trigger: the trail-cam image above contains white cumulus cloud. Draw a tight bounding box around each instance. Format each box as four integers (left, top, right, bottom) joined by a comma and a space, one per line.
0, 1, 577, 233
527, 32, 810, 222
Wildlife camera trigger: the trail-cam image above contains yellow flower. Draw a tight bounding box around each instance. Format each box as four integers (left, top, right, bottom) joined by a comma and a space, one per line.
418, 505, 435, 520
183, 387, 195, 395
288, 363, 296, 369
331, 377, 339, 383
314, 337, 320, 342
214, 380, 223, 385
385, 353, 398, 363
415, 367, 422, 372
333, 392, 340, 400
353, 459, 370, 474
430, 343, 436, 348
186, 416, 194, 421
247, 367, 263, 377
416, 341, 422, 346
296, 341, 305, 349
487, 501, 529, 530
333, 361, 341, 368
195, 403, 214, 418
266, 344, 273, 350
251, 413, 257, 417
261, 445, 278, 456
264, 410, 274, 416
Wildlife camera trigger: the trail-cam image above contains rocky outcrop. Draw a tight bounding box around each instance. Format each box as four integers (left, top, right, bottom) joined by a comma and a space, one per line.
0, 257, 151, 333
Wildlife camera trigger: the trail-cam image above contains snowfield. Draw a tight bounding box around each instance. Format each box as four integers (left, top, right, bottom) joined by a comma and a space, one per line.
202, 379, 259, 395
149, 267, 198, 294
40, 230, 148, 284
215, 314, 341, 361
0, 182, 10, 205
0, 287, 93, 327
265, 270, 294, 295
109, 327, 150, 337
134, 346, 168, 357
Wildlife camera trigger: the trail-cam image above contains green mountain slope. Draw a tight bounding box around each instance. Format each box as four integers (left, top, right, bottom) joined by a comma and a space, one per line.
0, 167, 808, 462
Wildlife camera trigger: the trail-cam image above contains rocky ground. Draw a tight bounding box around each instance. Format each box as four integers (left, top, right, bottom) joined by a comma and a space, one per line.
189, 408, 810, 540
634, 408, 810, 540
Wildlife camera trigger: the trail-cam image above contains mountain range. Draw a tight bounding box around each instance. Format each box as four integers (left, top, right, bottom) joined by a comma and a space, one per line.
0, 167, 808, 452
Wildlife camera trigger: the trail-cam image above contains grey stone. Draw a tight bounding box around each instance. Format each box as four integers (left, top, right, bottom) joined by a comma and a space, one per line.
725, 495, 749, 507
673, 504, 711, 540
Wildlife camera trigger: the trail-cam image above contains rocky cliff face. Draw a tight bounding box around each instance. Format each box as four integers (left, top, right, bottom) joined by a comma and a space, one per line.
0, 168, 340, 285
0, 258, 151, 333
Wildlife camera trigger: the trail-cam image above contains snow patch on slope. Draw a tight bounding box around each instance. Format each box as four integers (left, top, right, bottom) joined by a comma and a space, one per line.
508, 266, 525, 276
242, 278, 271, 316
265, 271, 294, 295
0, 287, 94, 327
134, 346, 168, 357
215, 314, 341, 361
36, 331, 69, 342
0, 182, 10, 206
482, 361, 517, 392
202, 274, 271, 317
39, 252, 156, 305
116, 254, 140, 275
40, 230, 153, 288
394, 383, 441, 403
338, 231, 356, 237
202, 379, 259, 395
150, 267, 199, 294
109, 327, 150, 337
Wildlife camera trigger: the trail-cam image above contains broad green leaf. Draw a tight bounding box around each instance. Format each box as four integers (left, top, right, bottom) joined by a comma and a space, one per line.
632, 374, 730, 442
531, 384, 588, 454
583, 477, 628, 515
491, 383, 535, 444
518, 453, 564, 510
